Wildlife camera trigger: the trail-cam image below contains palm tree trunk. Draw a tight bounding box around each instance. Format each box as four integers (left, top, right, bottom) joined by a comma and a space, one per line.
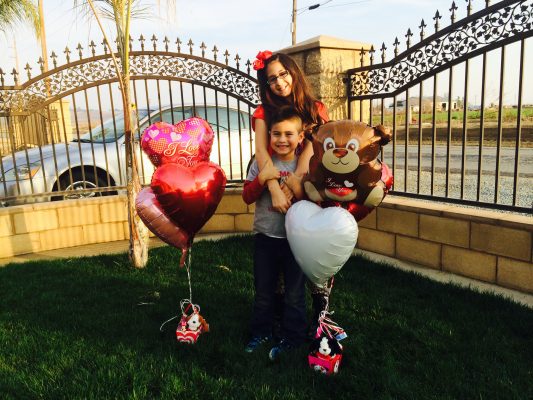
86, 0, 148, 268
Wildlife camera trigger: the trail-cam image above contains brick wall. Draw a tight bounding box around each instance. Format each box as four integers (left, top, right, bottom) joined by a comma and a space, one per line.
0, 190, 531, 293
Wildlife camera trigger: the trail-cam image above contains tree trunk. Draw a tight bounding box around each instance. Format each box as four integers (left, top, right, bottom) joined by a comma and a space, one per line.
122, 73, 149, 268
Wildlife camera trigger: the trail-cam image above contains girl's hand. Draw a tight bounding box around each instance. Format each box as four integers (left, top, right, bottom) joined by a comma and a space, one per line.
285, 173, 305, 200
284, 173, 302, 192
258, 164, 280, 185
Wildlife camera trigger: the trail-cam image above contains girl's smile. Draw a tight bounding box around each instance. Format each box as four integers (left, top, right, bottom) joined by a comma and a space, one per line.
266, 61, 293, 98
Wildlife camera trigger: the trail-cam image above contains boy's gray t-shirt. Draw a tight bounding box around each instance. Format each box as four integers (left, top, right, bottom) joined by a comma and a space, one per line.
246, 155, 298, 238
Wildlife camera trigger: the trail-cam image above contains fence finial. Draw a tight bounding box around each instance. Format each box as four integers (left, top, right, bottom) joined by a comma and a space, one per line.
200, 42, 207, 58
433, 10, 442, 32
139, 34, 145, 51
89, 41, 96, 57
163, 36, 170, 52
235, 53, 241, 69
11, 68, 19, 86
76, 43, 83, 60
176, 37, 182, 53
129, 35, 133, 50
102, 38, 108, 55
0, 68, 4, 86
212, 45, 218, 61
380, 42, 387, 63
466, 0, 473, 16
405, 28, 413, 48
64, 47, 71, 63
224, 49, 230, 65
246, 59, 251, 74
419, 19, 427, 40
450, 1, 458, 23
38, 57, 45, 73
393, 37, 400, 58
51, 51, 58, 68
151, 34, 158, 51
369, 45, 375, 65
187, 39, 194, 55
25, 63, 32, 80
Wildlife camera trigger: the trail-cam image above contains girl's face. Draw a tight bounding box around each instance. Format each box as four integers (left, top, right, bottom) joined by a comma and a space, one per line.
266, 60, 293, 98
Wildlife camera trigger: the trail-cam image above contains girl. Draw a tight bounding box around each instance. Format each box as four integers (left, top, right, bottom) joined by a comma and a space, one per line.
252, 51, 329, 214
252, 50, 332, 335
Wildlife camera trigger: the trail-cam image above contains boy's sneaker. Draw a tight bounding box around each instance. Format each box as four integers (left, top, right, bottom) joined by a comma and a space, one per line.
268, 339, 294, 361
244, 335, 271, 353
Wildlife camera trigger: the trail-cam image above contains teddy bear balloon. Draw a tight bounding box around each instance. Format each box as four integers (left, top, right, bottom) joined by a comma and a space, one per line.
303, 120, 393, 222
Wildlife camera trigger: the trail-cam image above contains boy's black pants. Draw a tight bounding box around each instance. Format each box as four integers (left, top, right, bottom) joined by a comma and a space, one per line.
250, 233, 306, 346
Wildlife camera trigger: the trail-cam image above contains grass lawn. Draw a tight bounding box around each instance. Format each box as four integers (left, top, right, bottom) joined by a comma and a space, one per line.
1, 235, 532, 399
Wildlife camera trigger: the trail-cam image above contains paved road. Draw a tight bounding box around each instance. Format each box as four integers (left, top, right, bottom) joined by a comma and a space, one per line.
383, 144, 532, 178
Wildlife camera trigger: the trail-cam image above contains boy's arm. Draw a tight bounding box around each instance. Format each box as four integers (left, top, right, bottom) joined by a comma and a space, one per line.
242, 177, 265, 205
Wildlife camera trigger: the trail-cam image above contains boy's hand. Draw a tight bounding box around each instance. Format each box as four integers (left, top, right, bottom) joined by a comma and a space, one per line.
280, 183, 294, 203
258, 164, 280, 185
269, 184, 291, 213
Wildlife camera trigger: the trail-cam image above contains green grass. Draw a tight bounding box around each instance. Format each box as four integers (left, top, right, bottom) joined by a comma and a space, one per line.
1, 235, 532, 399
371, 107, 533, 126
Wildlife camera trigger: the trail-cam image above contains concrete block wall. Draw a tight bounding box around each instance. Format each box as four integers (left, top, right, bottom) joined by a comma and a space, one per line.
357, 197, 533, 293
0, 190, 531, 294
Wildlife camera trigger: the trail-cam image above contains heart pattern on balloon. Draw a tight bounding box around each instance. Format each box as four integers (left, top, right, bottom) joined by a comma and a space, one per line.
285, 200, 358, 286
151, 161, 226, 238
141, 118, 215, 167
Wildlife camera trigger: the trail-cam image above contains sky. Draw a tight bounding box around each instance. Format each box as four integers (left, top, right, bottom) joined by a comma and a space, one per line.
0, 0, 531, 104
0, 0, 487, 73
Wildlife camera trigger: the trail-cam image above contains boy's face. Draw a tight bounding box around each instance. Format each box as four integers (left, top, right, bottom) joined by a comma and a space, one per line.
269, 118, 304, 159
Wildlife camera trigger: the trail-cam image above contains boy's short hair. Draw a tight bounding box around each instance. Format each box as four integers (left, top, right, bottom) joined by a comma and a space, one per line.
268, 106, 303, 131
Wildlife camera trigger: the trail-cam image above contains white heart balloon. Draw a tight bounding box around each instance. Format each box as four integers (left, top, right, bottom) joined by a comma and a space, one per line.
285, 200, 358, 286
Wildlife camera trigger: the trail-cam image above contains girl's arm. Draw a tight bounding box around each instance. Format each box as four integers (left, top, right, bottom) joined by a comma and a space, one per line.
294, 139, 313, 177
254, 119, 292, 213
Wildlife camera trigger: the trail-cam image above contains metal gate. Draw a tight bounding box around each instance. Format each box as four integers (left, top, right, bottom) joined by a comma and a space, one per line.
347, 0, 533, 213
0, 36, 259, 206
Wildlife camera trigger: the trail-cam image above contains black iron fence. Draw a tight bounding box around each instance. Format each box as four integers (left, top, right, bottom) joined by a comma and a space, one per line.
1, 1, 532, 213
0, 37, 259, 206
347, 0, 533, 213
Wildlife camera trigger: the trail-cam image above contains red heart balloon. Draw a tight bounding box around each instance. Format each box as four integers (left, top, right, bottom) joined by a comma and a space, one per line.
151, 162, 226, 237
135, 187, 190, 266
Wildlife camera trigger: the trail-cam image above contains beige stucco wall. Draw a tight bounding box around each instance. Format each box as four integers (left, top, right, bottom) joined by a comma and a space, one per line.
1, 192, 531, 294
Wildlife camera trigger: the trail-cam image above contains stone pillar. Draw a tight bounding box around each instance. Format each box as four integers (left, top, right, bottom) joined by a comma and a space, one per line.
278, 35, 372, 122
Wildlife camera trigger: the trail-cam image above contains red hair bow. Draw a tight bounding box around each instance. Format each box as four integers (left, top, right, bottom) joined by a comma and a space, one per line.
253, 50, 273, 71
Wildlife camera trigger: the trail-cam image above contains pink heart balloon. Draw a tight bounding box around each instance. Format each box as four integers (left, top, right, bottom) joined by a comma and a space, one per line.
141, 117, 215, 167
151, 161, 226, 238
135, 187, 190, 266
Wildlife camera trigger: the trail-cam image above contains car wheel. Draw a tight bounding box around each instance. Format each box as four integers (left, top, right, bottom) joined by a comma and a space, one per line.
52, 170, 115, 201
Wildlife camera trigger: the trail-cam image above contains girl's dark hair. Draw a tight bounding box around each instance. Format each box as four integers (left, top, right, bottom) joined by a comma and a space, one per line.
268, 106, 303, 130
257, 53, 323, 127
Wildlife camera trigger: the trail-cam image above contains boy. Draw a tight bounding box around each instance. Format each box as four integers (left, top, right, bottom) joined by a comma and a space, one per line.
242, 106, 306, 361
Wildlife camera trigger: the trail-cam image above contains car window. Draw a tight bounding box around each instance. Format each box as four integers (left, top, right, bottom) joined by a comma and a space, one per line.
74, 109, 150, 143
195, 107, 249, 131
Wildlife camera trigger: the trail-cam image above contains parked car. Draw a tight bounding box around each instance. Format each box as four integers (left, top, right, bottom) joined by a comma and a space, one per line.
0, 105, 253, 206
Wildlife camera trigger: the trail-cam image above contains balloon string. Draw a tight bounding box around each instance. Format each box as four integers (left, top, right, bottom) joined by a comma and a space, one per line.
184, 246, 193, 304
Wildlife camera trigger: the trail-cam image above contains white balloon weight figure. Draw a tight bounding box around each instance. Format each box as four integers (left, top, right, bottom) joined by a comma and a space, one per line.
285, 200, 358, 286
